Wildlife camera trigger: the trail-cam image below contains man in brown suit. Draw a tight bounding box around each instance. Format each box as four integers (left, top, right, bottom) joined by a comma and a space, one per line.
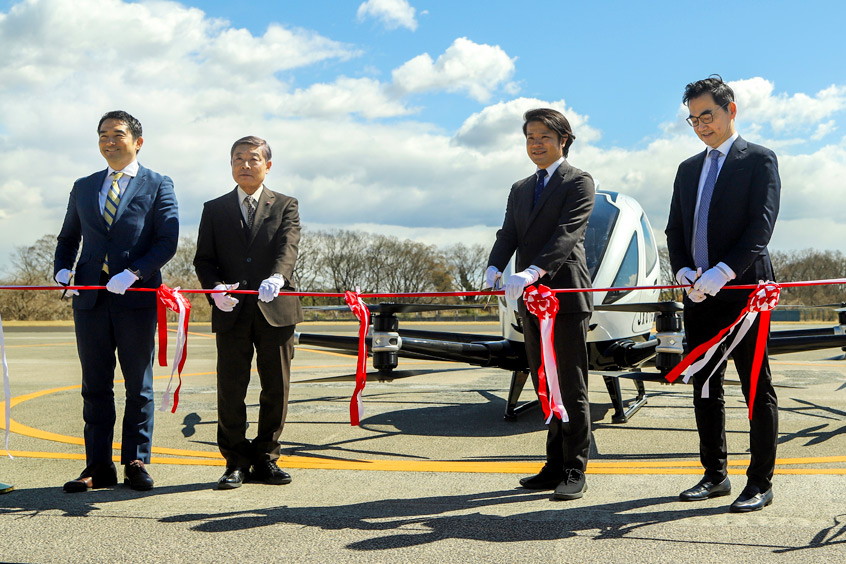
194, 135, 303, 489
487, 108, 595, 501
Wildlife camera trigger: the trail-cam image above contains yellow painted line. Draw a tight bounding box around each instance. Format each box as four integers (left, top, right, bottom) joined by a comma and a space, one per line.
2, 450, 845, 475
4, 342, 76, 348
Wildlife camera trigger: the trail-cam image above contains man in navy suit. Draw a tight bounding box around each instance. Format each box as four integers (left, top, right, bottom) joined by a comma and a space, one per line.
666, 76, 780, 512
54, 110, 179, 492
487, 108, 595, 501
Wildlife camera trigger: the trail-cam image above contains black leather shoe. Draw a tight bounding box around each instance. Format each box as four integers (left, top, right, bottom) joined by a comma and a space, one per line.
124, 460, 154, 491
63, 463, 118, 493
217, 467, 248, 490
551, 469, 587, 501
730, 486, 773, 513
250, 460, 292, 485
519, 465, 564, 490
679, 476, 731, 501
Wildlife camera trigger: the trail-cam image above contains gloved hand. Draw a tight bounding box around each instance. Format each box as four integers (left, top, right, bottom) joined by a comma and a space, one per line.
211, 283, 239, 312
484, 266, 502, 290
106, 269, 139, 295
258, 275, 285, 303
688, 288, 707, 303
676, 267, 702, 296
694, 266, 732, 296
55, 268, 79, 296
505, 268, 540, 301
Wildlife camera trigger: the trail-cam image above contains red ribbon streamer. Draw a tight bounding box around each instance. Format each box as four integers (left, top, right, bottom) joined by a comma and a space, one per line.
156, 284, 192, 413
665, 281, 780, 419
523, 284, 567, 422
344, 290, 371, 426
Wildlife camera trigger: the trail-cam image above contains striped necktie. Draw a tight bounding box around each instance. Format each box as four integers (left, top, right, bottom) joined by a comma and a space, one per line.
102, 171, 124, 274
244, 195, 256, 229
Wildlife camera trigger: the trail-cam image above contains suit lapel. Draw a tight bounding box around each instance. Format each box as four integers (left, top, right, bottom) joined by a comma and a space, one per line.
710, 136, 747, 208
88, 170, 109, 231
113, 167, 145, 225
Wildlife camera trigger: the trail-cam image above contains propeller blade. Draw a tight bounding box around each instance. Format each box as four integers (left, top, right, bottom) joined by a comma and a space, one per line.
594, 301, 683, 313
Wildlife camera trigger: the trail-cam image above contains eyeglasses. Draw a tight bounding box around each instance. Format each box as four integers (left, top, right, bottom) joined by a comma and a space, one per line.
686, 102, 729, 127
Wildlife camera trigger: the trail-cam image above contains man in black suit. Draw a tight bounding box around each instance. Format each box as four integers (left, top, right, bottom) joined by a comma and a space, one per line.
487, 108, 595, 501
54, 110, 179, 492
194, 136, 303, 489
666, 76, 781, 512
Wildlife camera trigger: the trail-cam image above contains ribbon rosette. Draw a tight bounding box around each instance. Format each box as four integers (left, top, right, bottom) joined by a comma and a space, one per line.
344, 290, 371, 426
523, 284, 568, 423
156, 284, 192, 413
665, 281, 780, 419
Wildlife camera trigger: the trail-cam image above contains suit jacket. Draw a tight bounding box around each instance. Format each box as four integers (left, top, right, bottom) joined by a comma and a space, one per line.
488, 160, 595, 314
666, 136, 780, 303
193, 186, 304, 332
54, 165, 179, 310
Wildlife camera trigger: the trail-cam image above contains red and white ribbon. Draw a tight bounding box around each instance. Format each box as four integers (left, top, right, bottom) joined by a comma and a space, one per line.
0, 311, 12, 456
156, 284, 192, 413
344, 289, 370, 426
665, 281, 780, 419
524, 284, 568, 423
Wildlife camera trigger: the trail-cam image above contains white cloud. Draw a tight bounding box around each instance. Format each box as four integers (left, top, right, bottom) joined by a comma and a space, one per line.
453, 97, 601, 152
356, 0, 418, 31
392, 37, 516, 102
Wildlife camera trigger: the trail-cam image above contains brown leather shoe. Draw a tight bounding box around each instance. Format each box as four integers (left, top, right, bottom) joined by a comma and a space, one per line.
63, 463, 118, 493
124, 460, 154, 491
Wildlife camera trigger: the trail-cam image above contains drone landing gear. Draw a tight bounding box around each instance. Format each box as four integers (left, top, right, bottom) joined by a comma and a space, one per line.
603, 375, 647, 423
503, 370, 539, 421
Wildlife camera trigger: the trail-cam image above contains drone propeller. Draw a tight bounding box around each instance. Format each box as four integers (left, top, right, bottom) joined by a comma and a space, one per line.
304, 302, 485, 314
594, 301, 683, 313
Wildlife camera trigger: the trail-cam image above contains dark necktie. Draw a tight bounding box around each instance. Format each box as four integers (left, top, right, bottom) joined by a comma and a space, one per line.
533, 169, 548, 207
694, 150, 721, 270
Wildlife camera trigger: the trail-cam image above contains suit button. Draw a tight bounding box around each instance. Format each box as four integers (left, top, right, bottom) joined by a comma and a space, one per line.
242, 280, 248, 286
246, 258, 252, 263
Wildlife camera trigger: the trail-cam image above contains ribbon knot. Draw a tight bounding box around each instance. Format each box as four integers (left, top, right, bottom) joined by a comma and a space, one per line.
748, 282, 780, 312
523, 285, 567, 423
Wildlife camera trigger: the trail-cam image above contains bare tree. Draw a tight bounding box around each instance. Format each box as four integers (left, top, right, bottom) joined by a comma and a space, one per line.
0, 234, 72, 320
443, 243, 488, 303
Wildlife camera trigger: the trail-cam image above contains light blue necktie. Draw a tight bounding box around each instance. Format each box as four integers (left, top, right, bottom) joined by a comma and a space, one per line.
694, 150, 721, 270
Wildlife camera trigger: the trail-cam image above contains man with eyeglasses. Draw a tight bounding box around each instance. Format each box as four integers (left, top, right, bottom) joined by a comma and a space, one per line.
666, 75, 780, 512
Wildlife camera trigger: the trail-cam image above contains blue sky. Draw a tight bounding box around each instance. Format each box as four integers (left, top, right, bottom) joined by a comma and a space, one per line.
1, 0, 845, 271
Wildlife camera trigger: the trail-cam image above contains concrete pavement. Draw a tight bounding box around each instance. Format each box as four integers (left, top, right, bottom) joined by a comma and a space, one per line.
1, 322, 845, 563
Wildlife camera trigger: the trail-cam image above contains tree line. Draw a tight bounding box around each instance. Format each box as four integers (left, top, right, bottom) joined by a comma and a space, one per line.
1, 232, 844, 321
0, 230, 489, 321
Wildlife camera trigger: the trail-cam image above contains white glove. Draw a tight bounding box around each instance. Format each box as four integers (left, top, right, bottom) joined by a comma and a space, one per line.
688, 288, 707, 303
676, 267, 702, 296
258, 275, 285, 303
694, 266, 732, 297
55, 268, 79, 296
211, 283, 239, 312
484, 266, 502, 290
106, 269, 139, 295
505, 268, 541, 301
